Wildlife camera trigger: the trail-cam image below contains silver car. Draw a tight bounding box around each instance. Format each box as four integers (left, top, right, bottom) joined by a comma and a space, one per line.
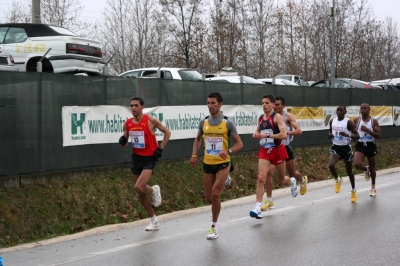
311, 78, 382, 89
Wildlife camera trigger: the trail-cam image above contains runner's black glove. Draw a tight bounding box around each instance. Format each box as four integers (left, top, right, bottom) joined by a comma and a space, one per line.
119, 135, 127, 145
153, 147, 164, 159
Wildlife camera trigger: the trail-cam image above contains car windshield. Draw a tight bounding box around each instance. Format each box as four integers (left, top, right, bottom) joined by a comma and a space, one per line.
49, 26, 77, 36
178, 69, 203, 81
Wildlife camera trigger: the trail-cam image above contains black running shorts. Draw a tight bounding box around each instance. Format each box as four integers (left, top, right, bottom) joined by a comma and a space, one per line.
330, 144, 353, 161
131, 153, 157, 175
355, 141, 378, 157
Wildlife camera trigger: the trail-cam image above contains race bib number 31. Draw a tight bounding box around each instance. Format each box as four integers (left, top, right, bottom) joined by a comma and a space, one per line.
130, 131, 145, 148
205, 137, 223, 156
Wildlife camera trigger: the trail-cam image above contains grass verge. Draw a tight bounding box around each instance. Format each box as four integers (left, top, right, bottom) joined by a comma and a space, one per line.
1, 139, 399, 248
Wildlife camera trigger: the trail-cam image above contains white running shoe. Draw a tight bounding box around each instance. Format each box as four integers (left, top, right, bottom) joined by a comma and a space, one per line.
364, 166, 370, 182
290, 177, 298, 197
225, 174, 232, 187
145, 220, 160, 231
151, 185, 162, 207
249, 208, 263, 219
207, 227, 218, 240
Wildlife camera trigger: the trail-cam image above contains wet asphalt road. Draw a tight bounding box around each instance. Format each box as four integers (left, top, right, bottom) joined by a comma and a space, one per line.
1, 168, 400, 266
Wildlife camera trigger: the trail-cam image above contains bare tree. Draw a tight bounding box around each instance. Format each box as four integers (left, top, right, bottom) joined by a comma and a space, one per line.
188, 18, 216, 72
5, 0, 31, 23
98, 0, 168, 74
131, 0, 167, 68
98, 0, 137, 74
208, 0, 244, 72
3, 0, 90, 36
40, 0, 91, 35
375, 17, 400, 79
159, 0, 204, 68
247, 0, 276, 78
308, 0, 332, 80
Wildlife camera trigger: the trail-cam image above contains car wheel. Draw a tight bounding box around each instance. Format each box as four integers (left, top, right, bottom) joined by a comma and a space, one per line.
26, 58, 54, 73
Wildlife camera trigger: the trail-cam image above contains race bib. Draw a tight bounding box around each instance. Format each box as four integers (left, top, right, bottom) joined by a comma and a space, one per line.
205, 137, 223, 156
130, 131, 145, 148
360, 132, 373, 141
259, 129, 274, 148
333, 131, 344, 141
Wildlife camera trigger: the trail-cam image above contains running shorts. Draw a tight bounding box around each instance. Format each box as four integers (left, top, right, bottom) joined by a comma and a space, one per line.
330, 144, 353, 161
258, 144, 288, 165
355, 141, 378, 157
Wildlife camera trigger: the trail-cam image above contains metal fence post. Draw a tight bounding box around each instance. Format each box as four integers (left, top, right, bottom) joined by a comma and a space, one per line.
36, 48, 52, 72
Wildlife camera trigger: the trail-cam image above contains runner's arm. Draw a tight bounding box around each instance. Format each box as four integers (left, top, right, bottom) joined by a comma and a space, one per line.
370, 119, 381, 139
287, 113, 302, 136
229, 133, 243, 155
328, 118, 333, 139
341, 120, 360, 140
149, 116, 171, 148
271, 114, 287, 139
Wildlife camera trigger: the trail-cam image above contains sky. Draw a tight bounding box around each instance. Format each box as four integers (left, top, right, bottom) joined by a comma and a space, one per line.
0, 0, 399, 33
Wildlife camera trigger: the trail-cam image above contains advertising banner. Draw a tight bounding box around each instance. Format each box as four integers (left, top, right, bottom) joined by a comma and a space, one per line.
370, 106, 393, 126
393, 106, 400, 126
285, 107, 325, 131
62, 105, 260, 146
62, 105, 397, 146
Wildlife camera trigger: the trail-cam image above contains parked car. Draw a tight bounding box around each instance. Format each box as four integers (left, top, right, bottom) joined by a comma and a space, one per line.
371, 78, 400, 91
274, 74, 309, 86
258, 78, 299, 86
274, 79, 299, 86
370, 82, 400, 91
257, 78, 273, 84
206, 76, 264, 84
0, 50, 19, 72
371, 78, 400, 85
311, 78, 381, 89
119, 67, 203, 81
0, 23, 105, 74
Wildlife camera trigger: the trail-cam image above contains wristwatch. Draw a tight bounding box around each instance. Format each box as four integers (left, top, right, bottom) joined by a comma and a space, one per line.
159, 145, 164, 150
267, 133, 271, 138
228, 148, 232, 155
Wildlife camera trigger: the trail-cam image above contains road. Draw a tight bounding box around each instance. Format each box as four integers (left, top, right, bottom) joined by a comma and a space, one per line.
1, 168, 399, 266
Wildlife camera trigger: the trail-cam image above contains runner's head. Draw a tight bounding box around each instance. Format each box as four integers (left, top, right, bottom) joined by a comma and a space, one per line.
130, 97, 145, 116
274, 96, 285, 114
207, 92, 223, 117
262, 94, 275, 114
336, 105, 347, 119
360, 103, 370, 116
